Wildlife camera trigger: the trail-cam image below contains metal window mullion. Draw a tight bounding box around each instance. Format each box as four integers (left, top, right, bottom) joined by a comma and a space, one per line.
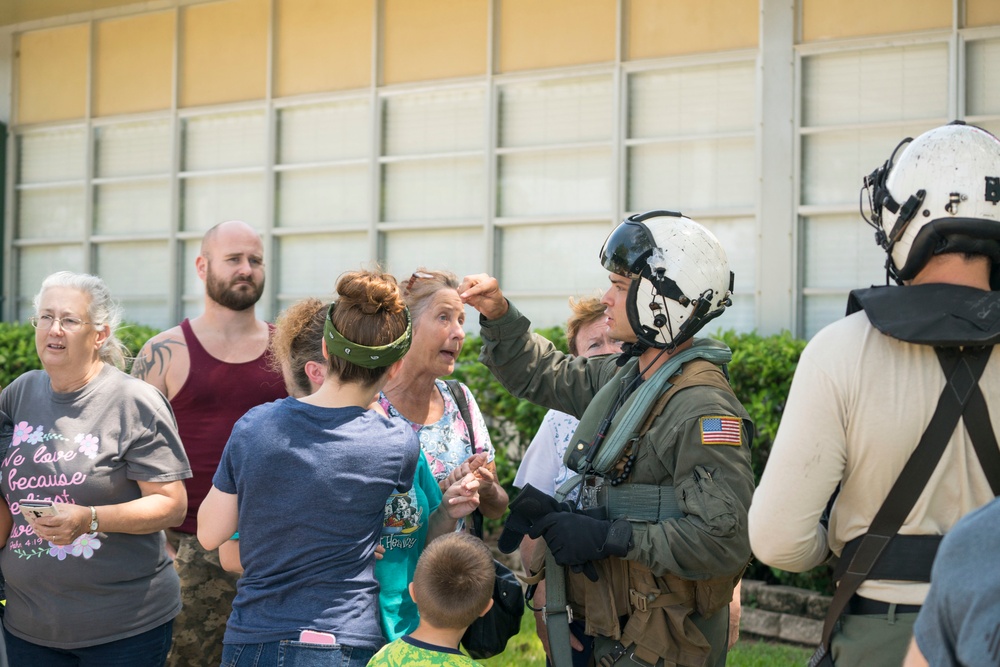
84, 20, 95, 276
3, 34, 18, 319
951, 3, 962, 120
262, 0, 277, 321
485, 0, 497, 279
169, 4, 183, 324
370, 1, 384, 261
612, 0, 625, 227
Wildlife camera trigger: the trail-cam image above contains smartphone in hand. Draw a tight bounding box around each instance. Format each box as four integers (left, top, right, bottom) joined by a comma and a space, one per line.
19, 499, 58, 520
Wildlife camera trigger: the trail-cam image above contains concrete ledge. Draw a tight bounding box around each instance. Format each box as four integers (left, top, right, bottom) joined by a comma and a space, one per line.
740, 579, 830, 646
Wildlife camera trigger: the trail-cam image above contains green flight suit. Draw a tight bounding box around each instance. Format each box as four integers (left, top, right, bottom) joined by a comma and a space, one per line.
479, 303, 755, 667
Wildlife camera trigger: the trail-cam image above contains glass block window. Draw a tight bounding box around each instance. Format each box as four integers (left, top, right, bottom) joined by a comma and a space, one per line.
95, 240, 171, 328
381, 87, 487, 224
497, 76, 613, 219
182, 110, 267, 171
798, 42, 949, 336
626, 60, 757, 334
382, 228, 485, 281
967, 38, 1000, 119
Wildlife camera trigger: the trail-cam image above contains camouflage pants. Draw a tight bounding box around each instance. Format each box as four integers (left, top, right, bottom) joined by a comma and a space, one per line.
166, 530, 240, 667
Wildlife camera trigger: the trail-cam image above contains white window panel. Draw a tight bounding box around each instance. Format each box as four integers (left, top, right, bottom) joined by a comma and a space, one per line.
382, 228, 484, 283
382, 157, 485, 222
277, 167, 369, 228
499, 148, 612, 217
278, 232, 369, 295
802, 294, 852, 339
499, 222, 612, 294
278, 100, 371, 164
703, 217, 756, 293
510, 295, 594, 330
95, 241, 170, 328
95, 180, 171, 235
95, 241, 170, 295
383, 88, 485, 156
802, 214, 886, 290
182, 238, 203, 304
967, 38, 1000, 117
716, 293, 755, 334
117, 299, 172, 329
499, 76, 613, 148
801, 124, 935, 206
801, 44, 948, 128
17, 186, 86, 239
183, 110, 267, 172
95, 120, 173, 178
182, 173, 266, 232
628, 138, 755, 212
628, 62, 755, 140
17, 245, 86, 319
18, 127, 87, 184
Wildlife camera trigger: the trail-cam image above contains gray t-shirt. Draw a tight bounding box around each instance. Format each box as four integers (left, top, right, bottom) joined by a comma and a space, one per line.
914, 497, 1000, 666
0, 364, 192, 649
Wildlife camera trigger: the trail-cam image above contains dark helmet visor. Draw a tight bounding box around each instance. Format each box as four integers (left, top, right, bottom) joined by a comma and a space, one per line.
600, 210, 684, 276
599, 221, 656, 277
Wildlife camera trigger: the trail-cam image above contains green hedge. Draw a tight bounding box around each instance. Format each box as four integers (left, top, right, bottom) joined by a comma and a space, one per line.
0, 321, 161, 387
452, 327, 832, 595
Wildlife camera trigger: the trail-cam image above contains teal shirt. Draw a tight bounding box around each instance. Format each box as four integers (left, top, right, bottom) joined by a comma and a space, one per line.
376, 452, 442, 641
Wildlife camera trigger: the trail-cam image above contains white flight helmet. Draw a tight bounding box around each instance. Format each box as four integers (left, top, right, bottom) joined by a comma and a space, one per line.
599, 210, 734, 353
862, 121, 1000, 285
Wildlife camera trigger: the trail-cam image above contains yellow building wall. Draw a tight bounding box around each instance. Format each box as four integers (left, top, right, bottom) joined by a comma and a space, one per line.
382, 0, 488, 84
94, 12, 175, 116
18, 24, 90, 124
967, 0, 1000, 28
802, 0, 951, 42
181, 0, 268, 107
629, 0, 757, 59
276, 0, 373, 96
499, 0, 616, 72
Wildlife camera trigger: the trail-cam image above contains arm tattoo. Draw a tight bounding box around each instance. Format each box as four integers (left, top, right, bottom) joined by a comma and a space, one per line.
131, 337, 184, 380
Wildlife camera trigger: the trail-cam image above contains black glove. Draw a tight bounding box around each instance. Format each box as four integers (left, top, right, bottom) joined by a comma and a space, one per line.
528, 512, 633, 582
497, 484, 567, 553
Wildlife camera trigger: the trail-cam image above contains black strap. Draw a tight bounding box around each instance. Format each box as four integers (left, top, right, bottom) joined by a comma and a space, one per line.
812, 346, 993, 666
834, 534, 941, 583
445, 379, 485, 539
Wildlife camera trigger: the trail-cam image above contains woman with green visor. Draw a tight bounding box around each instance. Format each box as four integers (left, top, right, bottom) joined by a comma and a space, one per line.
197, 269, 481, 667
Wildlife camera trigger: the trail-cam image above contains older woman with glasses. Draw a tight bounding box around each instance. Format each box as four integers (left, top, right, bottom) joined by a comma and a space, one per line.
378, 269, 509, 519
0, 271, 191, 667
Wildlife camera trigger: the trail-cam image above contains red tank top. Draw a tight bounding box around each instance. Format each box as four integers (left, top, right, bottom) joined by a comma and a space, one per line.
171, 319, 287, 533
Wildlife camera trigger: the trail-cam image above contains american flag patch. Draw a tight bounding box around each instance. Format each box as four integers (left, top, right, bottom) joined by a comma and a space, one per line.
700, 416, 742, 446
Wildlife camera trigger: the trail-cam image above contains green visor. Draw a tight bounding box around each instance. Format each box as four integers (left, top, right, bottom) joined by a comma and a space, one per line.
323, 303, 412, 369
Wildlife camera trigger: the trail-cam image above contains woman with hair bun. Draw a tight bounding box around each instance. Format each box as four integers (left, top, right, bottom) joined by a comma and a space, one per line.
197, 270, 480, 667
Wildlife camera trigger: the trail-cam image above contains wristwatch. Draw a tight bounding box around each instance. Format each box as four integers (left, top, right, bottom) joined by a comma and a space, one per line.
89, 506, 99, 533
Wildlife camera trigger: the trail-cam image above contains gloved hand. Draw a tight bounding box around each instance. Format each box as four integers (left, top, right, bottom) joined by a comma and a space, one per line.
528, 512, 633, 582
497, 484, 567, 554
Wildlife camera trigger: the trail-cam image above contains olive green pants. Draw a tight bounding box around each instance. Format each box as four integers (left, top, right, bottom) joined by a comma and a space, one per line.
829, 609, 918, 667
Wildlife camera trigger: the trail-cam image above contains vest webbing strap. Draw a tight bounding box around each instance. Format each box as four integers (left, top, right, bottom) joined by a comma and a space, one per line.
599, 483, 683, 522
810, 345, 993, 667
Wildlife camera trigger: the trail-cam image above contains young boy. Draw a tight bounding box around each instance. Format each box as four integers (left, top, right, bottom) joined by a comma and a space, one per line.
368, 531, 496, 666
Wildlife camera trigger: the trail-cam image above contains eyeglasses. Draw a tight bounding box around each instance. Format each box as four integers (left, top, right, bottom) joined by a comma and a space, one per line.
404, 271, 434, 292
29, 315, 96, 333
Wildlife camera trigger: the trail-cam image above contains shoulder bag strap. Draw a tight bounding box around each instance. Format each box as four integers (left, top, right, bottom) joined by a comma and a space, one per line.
444, 379, 484, 539
810, 345, 993, 666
